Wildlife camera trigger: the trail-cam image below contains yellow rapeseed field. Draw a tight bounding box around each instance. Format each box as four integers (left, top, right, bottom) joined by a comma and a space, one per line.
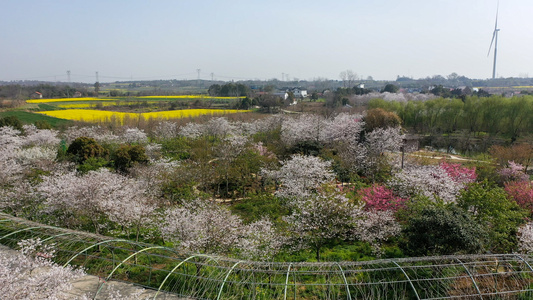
36, 109, 248, 123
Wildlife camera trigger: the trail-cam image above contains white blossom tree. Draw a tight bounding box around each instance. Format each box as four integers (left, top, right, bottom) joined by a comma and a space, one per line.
321, 113, 364, 144
161, 199, 283, 259
38, 168, 158, 236
238, 218, 285, 261
365, 127, 404, 156
179, 122, 205, 139
354, 210, 401, 256
0, 238, 86, 300
518, 222, 533, 253
21, 124, 60, 148
388, 164, 465, 204
281, 114, 325, 147
153, 121, 180, 140
160, 199, 242, 255
263, 154, 335, 199
284, 190, 363, 261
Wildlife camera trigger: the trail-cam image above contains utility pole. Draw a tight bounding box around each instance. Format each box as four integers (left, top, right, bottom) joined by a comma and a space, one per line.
211, 72, 214, 82
66, 70, 71, 98
282, 72, 285, 81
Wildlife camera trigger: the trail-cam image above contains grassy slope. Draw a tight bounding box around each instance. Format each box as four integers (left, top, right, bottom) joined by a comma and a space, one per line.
0, 110, 73, 128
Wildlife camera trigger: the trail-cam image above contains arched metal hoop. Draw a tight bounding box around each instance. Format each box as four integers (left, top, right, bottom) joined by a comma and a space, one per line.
153, 254, 219, 299
391, 260, 420, 300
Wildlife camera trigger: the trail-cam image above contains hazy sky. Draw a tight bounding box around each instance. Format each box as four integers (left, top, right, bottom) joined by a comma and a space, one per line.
2, 0, 532, 83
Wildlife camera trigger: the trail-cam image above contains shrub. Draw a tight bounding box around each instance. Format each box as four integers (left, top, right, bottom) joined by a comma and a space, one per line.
402, 205, 487, 256
112, 144, 149, 172
66, 136, 108, 164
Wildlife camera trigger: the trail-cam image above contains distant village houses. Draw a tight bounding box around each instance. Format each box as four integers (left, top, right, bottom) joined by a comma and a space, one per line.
290, 88, 308, 98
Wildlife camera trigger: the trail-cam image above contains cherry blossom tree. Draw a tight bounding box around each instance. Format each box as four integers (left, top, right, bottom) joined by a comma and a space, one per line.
238, 218, 286, 261
160, 199, 242, 254
179, 122, 205, 139
0, 127, 24, 186
518, 222, 533, 253
21, 124, 60, 148
388, 164, 465, 204
284, 189, 363, 261
161, 199, 282, 259
0, 238, 86, 300
62, 126, 119, 144
117, 127, 148, 144
321, 113, 364, 144
263, 154, 335, 199
354, 210, 401, 256
153, 121, 180, 140
281, 114, 324, 147
38, 168, 158, 236
365, 127, 404, 156
205, 117, 235, 139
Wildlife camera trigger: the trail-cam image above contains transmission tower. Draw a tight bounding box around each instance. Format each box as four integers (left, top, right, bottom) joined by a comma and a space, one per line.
197, 69, 201, 86
95, 72, 100, 97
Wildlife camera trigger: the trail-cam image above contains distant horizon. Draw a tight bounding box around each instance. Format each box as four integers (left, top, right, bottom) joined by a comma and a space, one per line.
2, 73, 532, 86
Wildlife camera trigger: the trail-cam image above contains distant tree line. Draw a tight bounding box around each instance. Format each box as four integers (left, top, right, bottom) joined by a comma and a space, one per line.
208, 83, 251, 97
369, 95, 533, 150
0, 84, 92, 100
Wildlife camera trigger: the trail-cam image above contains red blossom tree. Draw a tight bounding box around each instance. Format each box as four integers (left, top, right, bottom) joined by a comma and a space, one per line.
505, 181, 533, 215
439, 161, 477, 184
357, 184, 408, 211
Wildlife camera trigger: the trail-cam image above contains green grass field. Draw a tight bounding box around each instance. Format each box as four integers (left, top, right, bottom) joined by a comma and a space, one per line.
0, 110, 73, 128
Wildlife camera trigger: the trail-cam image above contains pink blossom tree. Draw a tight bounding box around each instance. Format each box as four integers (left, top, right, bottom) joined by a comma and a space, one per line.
499, 161, 530, 183
357, 184, 408, 211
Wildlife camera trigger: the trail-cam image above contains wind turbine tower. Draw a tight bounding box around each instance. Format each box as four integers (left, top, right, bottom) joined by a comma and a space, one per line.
488, 2, 500, 79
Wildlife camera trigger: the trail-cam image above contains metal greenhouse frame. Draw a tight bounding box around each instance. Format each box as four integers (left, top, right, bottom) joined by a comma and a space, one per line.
1, 213, 533, 299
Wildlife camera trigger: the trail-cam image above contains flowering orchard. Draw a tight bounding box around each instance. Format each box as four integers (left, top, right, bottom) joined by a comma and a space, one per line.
0, 108, 530, 284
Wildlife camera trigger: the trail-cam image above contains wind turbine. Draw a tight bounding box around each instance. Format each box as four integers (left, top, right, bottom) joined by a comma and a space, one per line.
488, 2, 500, 79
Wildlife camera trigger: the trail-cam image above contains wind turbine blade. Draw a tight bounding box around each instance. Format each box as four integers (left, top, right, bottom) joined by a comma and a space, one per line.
488, 31, 496, 56
494, 3, 499, 30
